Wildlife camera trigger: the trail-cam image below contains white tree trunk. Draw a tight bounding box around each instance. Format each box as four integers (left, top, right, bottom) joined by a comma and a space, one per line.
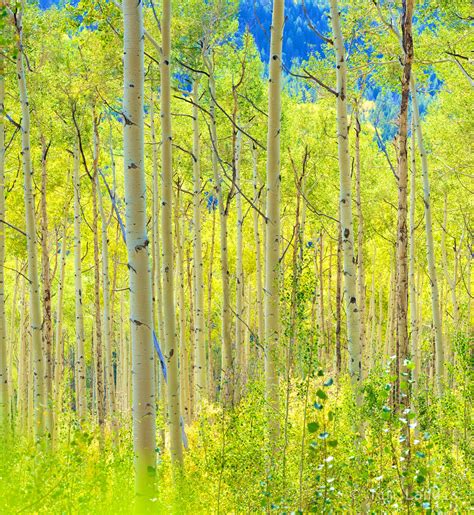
123, 0, 157, 494
411, 76, 444, 395
234, 131, 244, 403
73, 144, 87, 421
329, 0, 362, 388
16, 14, 45, 437
160, 0, 183, 466
264, 0, 285, 440
252, 146, 265, 351
97, 176, 115, 417
191, 79, 206, 405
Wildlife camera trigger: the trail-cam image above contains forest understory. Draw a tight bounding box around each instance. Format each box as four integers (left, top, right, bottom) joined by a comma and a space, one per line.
0, 0, 472, 513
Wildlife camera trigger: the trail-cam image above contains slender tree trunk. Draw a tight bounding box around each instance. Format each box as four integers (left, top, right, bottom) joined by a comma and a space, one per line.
92, 114, 105, 432
123, 0, 157, 494
330, 0, 362, 389
176, 186, 189, 424
207, 209, 216, 399
73, 143, 87, 421
235, 131, 244, 404
264, 0, 285, 440
395, 0, 414, 408
335, 226, 342, 374
160, 0, 183, 466
54, 226, 67, 422
0, 53, 7, 427
97, 176, 115, 417
411, 76, 444, 395
40, 136, 53, 437
191, 79, 206, 405
17, 280, 27, 433
16, 12, 45, 437
203, 56, 233, 407
409, 127, 420, 382
354, 115, 366, 378
252, 145, 265, 352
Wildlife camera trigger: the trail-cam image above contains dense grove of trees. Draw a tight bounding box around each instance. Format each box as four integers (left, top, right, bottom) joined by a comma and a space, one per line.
0, 0, 472, 512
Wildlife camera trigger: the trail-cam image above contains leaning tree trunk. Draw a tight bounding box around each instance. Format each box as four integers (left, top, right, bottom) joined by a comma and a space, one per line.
411, 76, 444, 396
0, 52, 7, 427
191, 79, 206, 405
123, 0, 157, 496
16, 11, 45, 438
264, 0, 285, 441
395, 0, 414, 408
73, 143, 87, 421
160, 0, 183, 467
329, 0, 362, 389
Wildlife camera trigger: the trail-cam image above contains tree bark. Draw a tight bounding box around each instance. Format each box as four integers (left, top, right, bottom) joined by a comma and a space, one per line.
73, 143, 87, 421
191, 79, 206, 405
354, 115, 366, 378
40, 135, 53, 437
396, 0, 414, 407
16, 11, 45, 437
411, 76, 444, 395
264, 0, 285, 440
329, 0, 362, 389
160, 0, 183, 466
123, 0, 157, 495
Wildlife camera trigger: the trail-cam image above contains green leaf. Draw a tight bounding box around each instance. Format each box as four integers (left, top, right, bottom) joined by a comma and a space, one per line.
307, 421, 319, 433
316, 389, 328, 400
328, 440, 338, 447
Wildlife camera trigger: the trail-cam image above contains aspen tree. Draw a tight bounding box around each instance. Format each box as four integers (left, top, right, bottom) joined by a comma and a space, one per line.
122, 0, 157, 494
97, 176, 115, 417
235, 130, 244, 403
176, 186, 189, 423
395, 0, 414, 407
252, 145, 264, 351
150, 90, 165, 350
203, 55, 233, 407
264, 0, 285, 440
409, 126, 420, 383
329, 0, 362, 387
40, 136, 53, 436
73, 144, 86, 421
354, 115, 366, 376
160, 0, 183, 466
92, 114, 105, 431
15, 8, 45, 437
191, 79, 206, 405
54, 227, 67, 417
335, 226, 342, 374
0, 51, 6, 427
411, 77, 444, 395
441, 193, 460, 330
17, 280, 27, 432
206, 209, 216, 399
